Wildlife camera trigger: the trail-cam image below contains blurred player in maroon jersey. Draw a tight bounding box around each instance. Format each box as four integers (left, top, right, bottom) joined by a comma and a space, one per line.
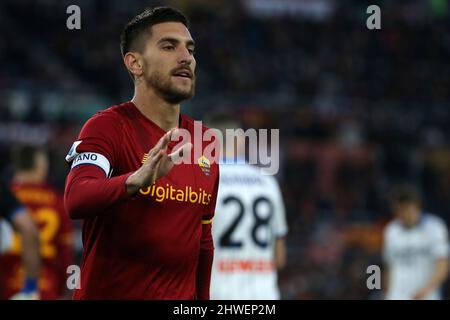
64, 7, 219, 299
0, 145, 74, 300
0, 181, 40, 300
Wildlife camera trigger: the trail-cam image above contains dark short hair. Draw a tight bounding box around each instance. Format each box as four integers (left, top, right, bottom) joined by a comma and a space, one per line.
11, 145, 45, 172
390, 184, 422, 206
120, 6, 189, 57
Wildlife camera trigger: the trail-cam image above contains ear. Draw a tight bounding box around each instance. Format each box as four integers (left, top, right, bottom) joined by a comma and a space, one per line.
123, 52, 144, 79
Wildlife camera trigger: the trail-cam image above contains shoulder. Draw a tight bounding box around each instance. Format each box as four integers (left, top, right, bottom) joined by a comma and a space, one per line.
261, 170, 281, 186
77, 103, 137, 143
68, 103, 134, 163
220, 163, 260, 174
82, 103, 131, 129
384, 220, 402, 238
423, 213, 448, 233
219, 164, 273, 187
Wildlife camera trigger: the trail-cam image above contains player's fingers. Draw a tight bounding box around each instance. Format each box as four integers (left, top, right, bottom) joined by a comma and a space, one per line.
160, 130, 173, 152
147, 145, 159, 159
148, 149, 164, 169
148, 130, 172, 157
170, 128, 180, 141
156, 133, 169, 150
168, 142, 192, 164
157, 129, 175, 153
152, 152, 163, 177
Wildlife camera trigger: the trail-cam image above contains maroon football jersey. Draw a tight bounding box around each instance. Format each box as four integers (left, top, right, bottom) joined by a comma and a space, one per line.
65, 102, 219, 299
0, 182, 74, 300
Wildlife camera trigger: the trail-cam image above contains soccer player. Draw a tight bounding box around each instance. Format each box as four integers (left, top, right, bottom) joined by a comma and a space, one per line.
64, 7, 219, 299
0, 181, 40, 300
0, 145, 74, 300
383, 184, 450, 300
206, 113, 288, 300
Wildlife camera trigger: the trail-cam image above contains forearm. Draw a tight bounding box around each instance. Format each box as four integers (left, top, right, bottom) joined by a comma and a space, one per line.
64, 166, 132, 219
12, 210, 41, 280
196, 223, 214, 300
196, 248, 214, 300
382, 266, 389, 297
16, 218, 40, 280
422, 258, 449, 292
21, 230, 40, 279
275, 237, 286, 270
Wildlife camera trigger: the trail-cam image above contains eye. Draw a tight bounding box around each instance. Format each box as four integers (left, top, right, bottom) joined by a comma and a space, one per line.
188, 48, 195, 55
163, 45, 175, 51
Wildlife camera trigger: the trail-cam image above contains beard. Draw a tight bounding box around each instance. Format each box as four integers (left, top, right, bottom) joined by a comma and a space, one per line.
144, 68, 195, 104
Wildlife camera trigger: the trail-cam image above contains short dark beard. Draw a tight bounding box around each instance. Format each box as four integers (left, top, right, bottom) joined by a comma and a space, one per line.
145, 69, 195, 104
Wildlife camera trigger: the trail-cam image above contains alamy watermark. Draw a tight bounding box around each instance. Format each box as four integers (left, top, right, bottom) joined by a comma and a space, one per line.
66, 264, 81, 290
366, 264, 381, 290
366, 5, 381, 30
66, 5, 81, 30
169, 121, 280, 175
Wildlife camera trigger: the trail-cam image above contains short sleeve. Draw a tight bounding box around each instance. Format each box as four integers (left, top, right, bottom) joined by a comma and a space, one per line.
270, 178, 288, 238
430, 219, 450, 259
65, 112, 122, 176
382, 225, 394, 264
204, 164, 219, 223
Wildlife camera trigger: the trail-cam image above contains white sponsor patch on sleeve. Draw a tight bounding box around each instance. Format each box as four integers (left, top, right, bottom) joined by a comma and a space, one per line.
65, 141, 82, 162
71, 152, 111, 177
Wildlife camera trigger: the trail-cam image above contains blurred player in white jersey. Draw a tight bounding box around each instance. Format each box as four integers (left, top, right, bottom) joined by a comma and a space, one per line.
207, 113, 288, 300
383, 184, 449, 300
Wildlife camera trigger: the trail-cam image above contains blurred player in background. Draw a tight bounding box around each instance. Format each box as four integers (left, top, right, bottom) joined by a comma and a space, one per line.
0, 145, 74, 300
383, 184, 450, 300
64, 7, 218, 299
0, 181, 40, 300
207, 113, 288, 300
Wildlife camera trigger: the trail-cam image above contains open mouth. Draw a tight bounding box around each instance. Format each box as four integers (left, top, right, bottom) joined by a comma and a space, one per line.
172, 69, 193, 79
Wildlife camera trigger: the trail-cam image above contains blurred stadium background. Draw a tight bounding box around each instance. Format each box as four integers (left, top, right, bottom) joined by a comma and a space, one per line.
0, 0, 449, 299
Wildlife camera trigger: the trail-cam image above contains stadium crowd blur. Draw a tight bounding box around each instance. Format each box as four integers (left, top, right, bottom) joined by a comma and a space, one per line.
1, 0, 449, 299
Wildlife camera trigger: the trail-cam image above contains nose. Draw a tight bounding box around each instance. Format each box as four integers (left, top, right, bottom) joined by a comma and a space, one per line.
178, 47, 193, 66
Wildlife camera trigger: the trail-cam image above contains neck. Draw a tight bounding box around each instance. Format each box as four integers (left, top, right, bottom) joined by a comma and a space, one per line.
131, 82, 180, 132
14, 172, 44, 184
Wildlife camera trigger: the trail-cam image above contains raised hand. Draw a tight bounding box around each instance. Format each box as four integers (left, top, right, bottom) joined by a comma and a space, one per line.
126, 128, 192, 195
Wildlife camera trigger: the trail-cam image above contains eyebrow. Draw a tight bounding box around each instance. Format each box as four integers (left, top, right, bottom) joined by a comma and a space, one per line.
157, 37, 195, 48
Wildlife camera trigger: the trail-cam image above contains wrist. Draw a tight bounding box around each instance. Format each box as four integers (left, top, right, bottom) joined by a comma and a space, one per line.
125, 171, 143, 195
422, 284, 435, 294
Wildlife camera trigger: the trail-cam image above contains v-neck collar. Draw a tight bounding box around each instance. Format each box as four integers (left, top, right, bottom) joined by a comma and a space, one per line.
128, 101, 185, 134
